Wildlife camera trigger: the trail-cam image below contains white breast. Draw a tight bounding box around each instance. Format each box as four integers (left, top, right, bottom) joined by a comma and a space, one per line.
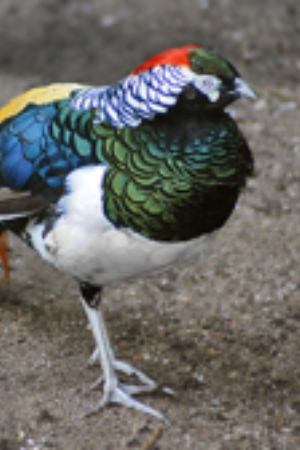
28, 165, 215, 286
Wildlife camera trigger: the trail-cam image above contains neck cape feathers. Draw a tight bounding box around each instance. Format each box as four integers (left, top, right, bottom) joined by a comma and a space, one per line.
70, 65, 194, 129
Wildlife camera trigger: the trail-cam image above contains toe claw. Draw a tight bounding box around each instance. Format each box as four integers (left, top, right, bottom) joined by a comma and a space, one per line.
161, 385, 177, 397
90, 376, 103, 390
88, 348, 99, 366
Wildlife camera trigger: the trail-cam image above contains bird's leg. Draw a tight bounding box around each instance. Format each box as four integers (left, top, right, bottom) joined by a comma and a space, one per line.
79, 283, 170, 423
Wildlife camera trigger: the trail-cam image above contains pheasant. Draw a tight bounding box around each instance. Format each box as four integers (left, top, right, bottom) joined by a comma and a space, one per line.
0, 44, 255, 421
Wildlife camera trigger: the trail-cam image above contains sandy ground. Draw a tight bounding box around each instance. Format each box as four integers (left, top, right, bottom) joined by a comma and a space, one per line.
1, 1, 300, 449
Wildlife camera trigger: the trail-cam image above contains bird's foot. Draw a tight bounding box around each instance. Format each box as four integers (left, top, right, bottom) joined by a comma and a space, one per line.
91, 358, 176, 397
87, 378, 170, 424
88, 358, 175, 423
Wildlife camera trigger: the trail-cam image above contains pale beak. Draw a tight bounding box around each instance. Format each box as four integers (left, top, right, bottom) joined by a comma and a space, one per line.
234, 78, 256, 100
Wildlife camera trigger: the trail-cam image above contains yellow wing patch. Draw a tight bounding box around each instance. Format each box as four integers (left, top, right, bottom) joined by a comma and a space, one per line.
0, 83, 88, 124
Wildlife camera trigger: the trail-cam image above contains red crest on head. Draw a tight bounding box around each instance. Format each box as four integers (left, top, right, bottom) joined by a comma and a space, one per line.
132, 44, 198, 75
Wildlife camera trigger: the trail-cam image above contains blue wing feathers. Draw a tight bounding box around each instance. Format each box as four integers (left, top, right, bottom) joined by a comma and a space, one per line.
0, 101, 99, 199
9, 108, 36, 135
1, 143, 33, 188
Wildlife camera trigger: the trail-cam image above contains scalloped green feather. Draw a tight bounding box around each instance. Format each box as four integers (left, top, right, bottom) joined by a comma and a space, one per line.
72, 132, 92, 157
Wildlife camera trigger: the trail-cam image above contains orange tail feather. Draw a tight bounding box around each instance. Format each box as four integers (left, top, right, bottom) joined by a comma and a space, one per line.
0, 232, 10, 284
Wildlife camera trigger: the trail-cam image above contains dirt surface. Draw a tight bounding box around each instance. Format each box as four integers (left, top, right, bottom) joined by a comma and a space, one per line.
1, 1, 300, 449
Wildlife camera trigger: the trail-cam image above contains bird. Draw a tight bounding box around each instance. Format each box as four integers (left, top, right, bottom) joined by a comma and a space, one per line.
0, 44, 255, 422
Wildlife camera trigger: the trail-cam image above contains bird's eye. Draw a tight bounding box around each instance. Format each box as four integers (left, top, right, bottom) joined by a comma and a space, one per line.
193, 59, 204, 73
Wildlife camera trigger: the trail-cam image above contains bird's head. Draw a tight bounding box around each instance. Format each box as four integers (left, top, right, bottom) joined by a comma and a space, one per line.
132, 44, 255, 112
76, 44, 255, 128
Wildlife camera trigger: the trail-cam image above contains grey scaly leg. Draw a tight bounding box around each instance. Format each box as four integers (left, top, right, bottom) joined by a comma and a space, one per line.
79, 283, 170, 423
